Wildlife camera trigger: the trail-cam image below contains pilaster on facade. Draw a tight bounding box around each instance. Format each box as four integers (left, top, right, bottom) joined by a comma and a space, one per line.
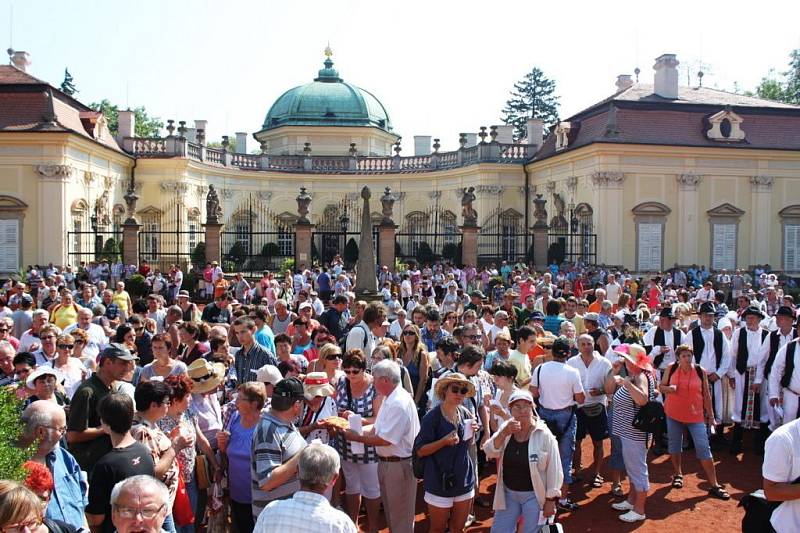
566, 176, 578, 193
676, 173, 703, 191
750, 175, 774, 193
590, 171, 625, 189
545, 180, 556, 194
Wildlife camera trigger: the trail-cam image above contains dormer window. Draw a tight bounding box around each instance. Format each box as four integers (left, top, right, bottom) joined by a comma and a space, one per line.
706, 108, 745, 142
555, 122, 571, 151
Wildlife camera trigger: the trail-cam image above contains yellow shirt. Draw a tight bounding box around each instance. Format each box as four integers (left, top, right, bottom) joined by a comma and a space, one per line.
509, 349, 532, 386
112, 290, 130, 315
52, 304, 79, 330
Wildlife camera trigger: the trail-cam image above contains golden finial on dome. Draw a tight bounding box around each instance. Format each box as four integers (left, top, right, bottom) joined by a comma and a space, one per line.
324, 43, 333, 58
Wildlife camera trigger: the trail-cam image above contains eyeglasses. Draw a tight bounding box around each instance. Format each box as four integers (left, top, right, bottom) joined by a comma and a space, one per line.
133, 327, 144, 332
74, 339, 85, 345
0, 328, 8, 333
465, 334, 481, 340
449, 385, 469, 395
15, 368, 31, 376
402, 331, 416, 336
113, 503, 166, 519
1, 518, 43, 533
42, 425, 67, 434
57, 344, 74, 350
325, 354, 342, 361
40, 335, 56, 340
343, 369, 362, 375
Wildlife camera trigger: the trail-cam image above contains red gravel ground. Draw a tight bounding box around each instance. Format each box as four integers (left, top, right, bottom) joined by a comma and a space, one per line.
373, 427, 761, 532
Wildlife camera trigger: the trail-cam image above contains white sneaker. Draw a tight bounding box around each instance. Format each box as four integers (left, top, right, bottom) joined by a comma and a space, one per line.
465, 514, 475, 527
611, 500, 634, 511
619, 510, 646, 523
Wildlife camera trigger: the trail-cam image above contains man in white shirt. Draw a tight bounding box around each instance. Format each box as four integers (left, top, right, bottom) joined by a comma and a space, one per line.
388, 309, 408, 340
694, 281, 715, 304
255, 443, 356, 533
345, 302, 384, 361
687, 302, 732, 431
531, 337, 585, 511
64, 307, 108, 360
642, 307, 685, 379
343, 360, 419, 533
763, 417, 800, 532
567, 334, 612, 486
757, 306, 797, 430
605, 274, 622, 307
769, 338, 800, 426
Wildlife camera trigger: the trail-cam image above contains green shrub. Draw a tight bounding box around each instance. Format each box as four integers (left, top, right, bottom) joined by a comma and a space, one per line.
416, 242, 434, 265
228, 242, 247, 264
191, 242, 206, 267
0, 387, 35, 482
125, 273, 149, 298
261, 242, 281, 258
280, 258, 295, 273
442, 243, 459, 263
101, 238, 120, 262
184, 270, 199, 296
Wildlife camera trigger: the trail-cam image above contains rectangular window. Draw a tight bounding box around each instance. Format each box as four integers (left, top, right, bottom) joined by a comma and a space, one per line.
712, 223, 737, 270
785, 224, 800, 271
0, 219, 19, 272
73, 219, 83, 254
637, 223, 662, 271
143, 222, 159, 261
188, 221, 199, 255
278, 230, 293, 256
501, 225, 517, 258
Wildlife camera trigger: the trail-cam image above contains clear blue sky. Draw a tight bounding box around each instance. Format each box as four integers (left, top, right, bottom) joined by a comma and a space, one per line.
6, 0, 800, 150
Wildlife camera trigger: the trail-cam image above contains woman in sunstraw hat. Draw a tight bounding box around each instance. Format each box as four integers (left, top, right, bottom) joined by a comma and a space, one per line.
300, 372, 337, 444
186, 358, 226, 458
483, 389, 562, 532
414, 372, 479, 533
608, 344, 657, 523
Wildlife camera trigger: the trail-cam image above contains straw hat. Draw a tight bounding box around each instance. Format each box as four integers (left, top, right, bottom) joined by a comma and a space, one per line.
303, 372, 335, 400
186, 358, 226, 394
617, 343, 653, 372
434, 372, 476, 400
537, 332, 557, 347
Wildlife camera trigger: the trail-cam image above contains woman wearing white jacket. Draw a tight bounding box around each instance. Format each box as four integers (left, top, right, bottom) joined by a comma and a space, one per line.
483, 389, 563, 532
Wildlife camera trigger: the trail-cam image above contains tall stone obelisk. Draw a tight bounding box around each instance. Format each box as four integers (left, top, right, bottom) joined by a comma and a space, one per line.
354, 186, 378, 295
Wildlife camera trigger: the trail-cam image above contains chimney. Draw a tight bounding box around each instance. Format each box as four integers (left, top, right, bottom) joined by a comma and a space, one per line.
194, 120, 207, 145
493, 125, 515, 143
653, 54, 679, 99
616, 74, 633, 92
526, 118, 543, 147
413, 135, 432, 156
235, 132, 248, 154
8, 49, 31, 72
117, 110, 135, 140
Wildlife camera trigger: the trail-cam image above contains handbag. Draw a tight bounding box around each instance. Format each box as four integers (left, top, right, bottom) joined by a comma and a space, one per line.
540, 515, 564, 533
581, 402, 604, 418
172, 463, 195, 526
195, 453, 211, 490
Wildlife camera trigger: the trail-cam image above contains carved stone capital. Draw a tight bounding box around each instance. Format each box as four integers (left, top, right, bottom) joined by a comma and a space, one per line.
218, 187, 234, 200
590, 171, 625, 188
750, 175, 774, 192
258, 191, 273, 202
428, 191, 442, 200
195, 185, 209, 197
83, 171, 100, 186
103, 175, 116, 190
566, 176, 578, 191
677, 173, 703, 190
476, 185, 503, 195
545, 180, 556, 194
35, 164, 73, 180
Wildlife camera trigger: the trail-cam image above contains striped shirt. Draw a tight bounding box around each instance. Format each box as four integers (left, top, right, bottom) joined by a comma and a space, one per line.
235, 342, 277, 384
251, 411, 306, 518
611, 372, 655, 441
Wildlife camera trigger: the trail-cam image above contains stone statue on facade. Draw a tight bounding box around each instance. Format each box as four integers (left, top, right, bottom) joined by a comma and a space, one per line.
553, 192, 566, 218
380, 186, 395, 225
461, 186, 478, 226
94, 190, 110, 227
206, 184, 223, 224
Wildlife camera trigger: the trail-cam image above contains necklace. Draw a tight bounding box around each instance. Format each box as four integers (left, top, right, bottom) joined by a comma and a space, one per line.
441, 406, 461, 426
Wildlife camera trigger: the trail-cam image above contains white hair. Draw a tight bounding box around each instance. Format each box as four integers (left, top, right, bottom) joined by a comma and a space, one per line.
32, 309, 49, 320
298, 443, 341, 488
110, 475, 169, 507
371, 359, 400, 385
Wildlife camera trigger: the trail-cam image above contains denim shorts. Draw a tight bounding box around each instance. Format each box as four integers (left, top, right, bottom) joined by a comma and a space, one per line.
620, 437, 650, 492
666, 416, 713, 460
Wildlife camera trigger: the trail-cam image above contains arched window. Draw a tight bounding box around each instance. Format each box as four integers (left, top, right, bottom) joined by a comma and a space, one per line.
138, 207, 162, 262
70, 199, 90, 256
187, 207, 201, 255
441, 211, 457, 245
405, 211, 429, 255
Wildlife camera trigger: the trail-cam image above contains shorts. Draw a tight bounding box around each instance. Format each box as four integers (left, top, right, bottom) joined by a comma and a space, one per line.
620, 437, 650, 492
341, 460, 380, 499
666, 416, 713, 461
424, 489, 475, 508
576, 405, 609, 442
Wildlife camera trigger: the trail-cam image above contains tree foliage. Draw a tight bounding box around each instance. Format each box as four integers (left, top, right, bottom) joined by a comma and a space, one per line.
89, 99, 164, 137
191, 242, 207, 268
416, 242, 435, 265
501, 67, 560, 140
786, 49, 800, 104
0, 387, 33, 482
207, 135, 238, 152
746, 49, 800, 104
60, 68, 77, 95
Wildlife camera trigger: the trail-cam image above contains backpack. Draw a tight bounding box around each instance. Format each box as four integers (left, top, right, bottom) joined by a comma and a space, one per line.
739, 491, 779, 533
631, 373, 664, 434
339, 323, 369, 352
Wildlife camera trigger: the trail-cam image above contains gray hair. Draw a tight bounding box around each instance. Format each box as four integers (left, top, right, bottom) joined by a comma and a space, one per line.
110, 475, 169, 507
559, 321, 576, 334
21, 400, 60, 439
274, 299, 288, 309
32, 309, 49, 320
0, 340, 14, 355
371, 359, 400, 385
297, 443, 341, 489
601, 300, 613, 311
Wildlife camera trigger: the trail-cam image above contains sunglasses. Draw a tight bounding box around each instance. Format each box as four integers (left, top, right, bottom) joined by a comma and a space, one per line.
57, 344, 74, 349
325, 354, 342, 361
74, 339, 85, 344
343, 369, 362, 375
450, 385, 469, 395
465, 334, 481, 340
0, 328, 7, 332
402, 331, 416, 336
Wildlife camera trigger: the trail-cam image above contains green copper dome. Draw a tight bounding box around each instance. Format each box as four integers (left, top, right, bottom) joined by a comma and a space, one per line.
262, 57, 393, 132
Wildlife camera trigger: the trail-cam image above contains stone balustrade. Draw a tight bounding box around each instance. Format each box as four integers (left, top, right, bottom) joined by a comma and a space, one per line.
123, 136, 536, 173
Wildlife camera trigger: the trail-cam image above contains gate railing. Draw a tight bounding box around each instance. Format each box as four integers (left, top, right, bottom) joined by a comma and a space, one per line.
395, 232, 462, 265
220, 231, 295, 277
547, 232, 597, 266
312, 230, 378, 268
66, 231, 122, 266
138, 230, 195, 272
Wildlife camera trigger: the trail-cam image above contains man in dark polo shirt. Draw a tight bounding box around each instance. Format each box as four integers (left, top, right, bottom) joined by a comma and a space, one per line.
66, 343, 138, 474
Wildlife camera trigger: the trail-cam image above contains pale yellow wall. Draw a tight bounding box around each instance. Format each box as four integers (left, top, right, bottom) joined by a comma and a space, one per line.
528, 144, 800, 271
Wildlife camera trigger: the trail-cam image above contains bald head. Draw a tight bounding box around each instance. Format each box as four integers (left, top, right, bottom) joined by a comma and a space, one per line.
20, 400, 66, 453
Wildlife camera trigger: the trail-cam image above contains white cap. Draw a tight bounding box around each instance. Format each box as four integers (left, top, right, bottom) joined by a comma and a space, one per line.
508, 389, 534, 405
26, 366, 61, 389
299, 302, 313, 311
251, 364, 282, 385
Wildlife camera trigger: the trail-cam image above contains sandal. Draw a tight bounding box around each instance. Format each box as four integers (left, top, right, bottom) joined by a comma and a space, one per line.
611, 482, 624, 497
709, 485, 731, 500
671, 475, 684, 489
592, 474, 604, 488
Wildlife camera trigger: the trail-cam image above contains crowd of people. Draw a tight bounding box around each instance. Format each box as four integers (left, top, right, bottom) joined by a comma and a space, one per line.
0, 257, 799, 532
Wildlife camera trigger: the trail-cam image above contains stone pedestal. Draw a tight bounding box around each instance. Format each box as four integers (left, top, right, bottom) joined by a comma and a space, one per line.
295, 223, 313, 271
203, 223, 224, 265
531, 224, 549, 270
378, 224, 397, 271
121, 222, 141, 266
460, 225, 479, 267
